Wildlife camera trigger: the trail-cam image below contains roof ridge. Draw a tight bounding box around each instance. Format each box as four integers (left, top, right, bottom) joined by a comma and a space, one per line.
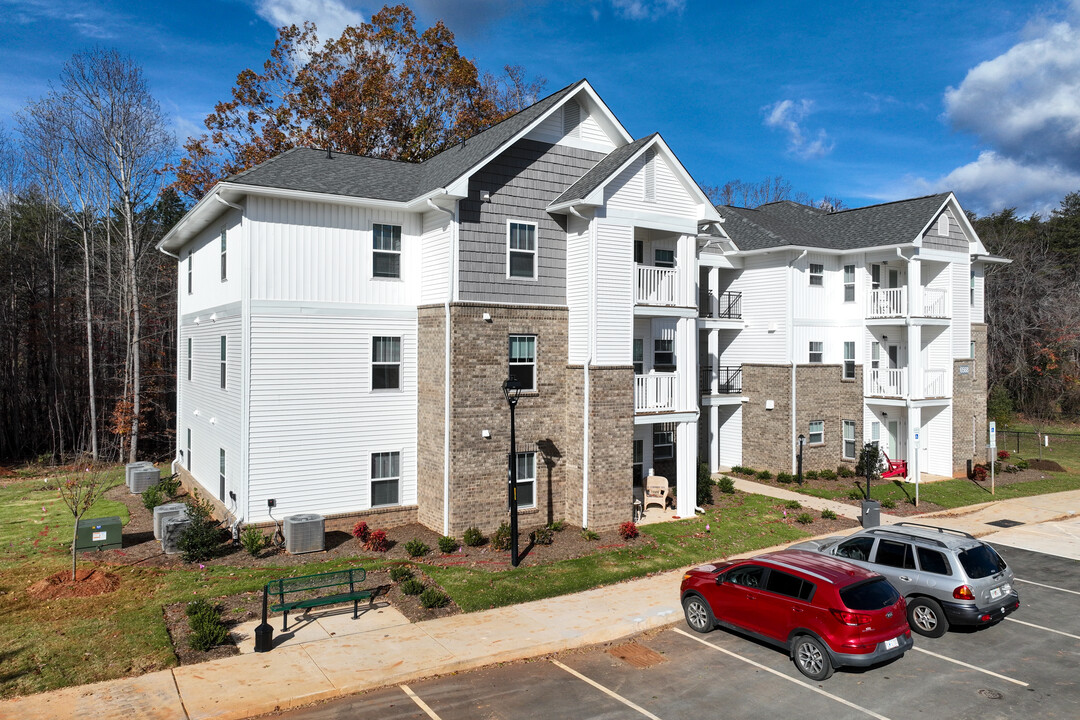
829, 192, 950, 215
225, 147, 306, 183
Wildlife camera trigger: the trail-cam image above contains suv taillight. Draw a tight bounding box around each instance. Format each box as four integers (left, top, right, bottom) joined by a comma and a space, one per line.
830, 608, 872, 625
953, 585, 975, 600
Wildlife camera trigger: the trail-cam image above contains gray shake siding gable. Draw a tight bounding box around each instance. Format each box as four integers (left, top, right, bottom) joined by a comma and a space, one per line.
458, 139, 606, 304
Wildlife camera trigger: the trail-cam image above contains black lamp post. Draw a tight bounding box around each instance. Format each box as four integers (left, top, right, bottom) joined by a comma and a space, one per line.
797, 434, 805, 486
503, 377, 523, 567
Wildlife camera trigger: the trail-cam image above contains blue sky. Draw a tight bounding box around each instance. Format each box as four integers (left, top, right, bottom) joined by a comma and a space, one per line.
2, 0, 1079, 217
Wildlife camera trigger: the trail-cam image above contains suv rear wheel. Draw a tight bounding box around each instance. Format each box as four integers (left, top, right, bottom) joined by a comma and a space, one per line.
908, 597, 949, 638
792, 635, 834, 681
682, 594, 715, 633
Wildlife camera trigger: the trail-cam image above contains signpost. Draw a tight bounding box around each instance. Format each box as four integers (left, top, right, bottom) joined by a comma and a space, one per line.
989, 421, 997, 495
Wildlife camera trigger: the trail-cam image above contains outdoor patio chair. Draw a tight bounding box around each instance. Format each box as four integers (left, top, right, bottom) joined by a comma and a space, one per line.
643, 475, 669, 513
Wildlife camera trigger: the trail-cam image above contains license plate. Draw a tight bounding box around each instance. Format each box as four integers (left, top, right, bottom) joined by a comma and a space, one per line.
884, 637, 899, 650
990, 587, 1003, 600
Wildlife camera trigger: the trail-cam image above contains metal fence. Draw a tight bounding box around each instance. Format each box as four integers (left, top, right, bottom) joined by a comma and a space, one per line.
996, 430, 1080, 458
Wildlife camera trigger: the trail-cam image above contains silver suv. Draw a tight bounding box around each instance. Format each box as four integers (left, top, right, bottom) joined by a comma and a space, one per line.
791, 522, 1019, 638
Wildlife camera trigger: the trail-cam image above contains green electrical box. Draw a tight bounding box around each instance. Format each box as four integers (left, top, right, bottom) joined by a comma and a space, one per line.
75, 516, 122, 552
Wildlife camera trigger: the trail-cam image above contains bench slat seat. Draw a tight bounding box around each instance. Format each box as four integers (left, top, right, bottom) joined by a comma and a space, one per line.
266, 567, 378, 630
270, 589, 373, 613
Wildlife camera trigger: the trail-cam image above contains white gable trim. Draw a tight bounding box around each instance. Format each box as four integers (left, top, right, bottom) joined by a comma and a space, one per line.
912, 193, 987, 255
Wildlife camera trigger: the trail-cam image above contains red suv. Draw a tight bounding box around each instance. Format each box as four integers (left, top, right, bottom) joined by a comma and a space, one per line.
680, 549, 913, 680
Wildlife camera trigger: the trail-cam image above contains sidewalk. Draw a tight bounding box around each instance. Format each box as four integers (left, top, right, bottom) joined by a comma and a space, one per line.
4, 487, 1080, 720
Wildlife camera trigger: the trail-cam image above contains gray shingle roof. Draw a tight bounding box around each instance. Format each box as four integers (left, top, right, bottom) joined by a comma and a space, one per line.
719, 193, 952, 251
223, 80, 586, 202
550, 134, 656, 207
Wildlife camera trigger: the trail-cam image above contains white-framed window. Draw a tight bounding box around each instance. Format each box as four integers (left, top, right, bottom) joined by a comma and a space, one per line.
808, 420, 824, 445
219, 448, 226, 501
809, 341, 823, 364
970, 269, 975, 306
654, 338, 674, 368
843, 420, 857, 459
633, 339, 643, 374
654, 428, 674, 459
509, 335, 536, 391
843, 264, 855, 302
970, 340, 975, 360
187, 336, 192, 382
373, 223, 402, 278
871, 264, 880, 290
871, 421, 881, 444
507, 221, 537, 279
654, 248, 675, 268
644, 147, 656, 202
938, 214, 950, 236
871, 342, 880, 370
634, 240, 643, 264
632, 439, 643, 484
515, 451, 536, 509
187, 252, 193, 295
809, 263, 824, 286
843, 341, 856, 380
219, 335, 227, 389
371, 336, 402, 390
186, 427, 191, 468
371, 451, 400, 507
220, 226, 227, 282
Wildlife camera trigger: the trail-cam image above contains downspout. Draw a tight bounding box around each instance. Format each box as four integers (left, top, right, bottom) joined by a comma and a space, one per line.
790, 250, 807, 473
428, 197, 456, 536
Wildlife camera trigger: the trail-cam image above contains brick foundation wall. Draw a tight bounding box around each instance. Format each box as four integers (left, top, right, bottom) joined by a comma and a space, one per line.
417, 306, 447, 530
742, 364, 792, 472
584, 366, 635, 529
952, 323, 988, 476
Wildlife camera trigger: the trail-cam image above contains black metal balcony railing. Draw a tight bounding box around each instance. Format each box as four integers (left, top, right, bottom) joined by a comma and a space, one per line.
699, 291, 742, 320
699, 365, 742, 394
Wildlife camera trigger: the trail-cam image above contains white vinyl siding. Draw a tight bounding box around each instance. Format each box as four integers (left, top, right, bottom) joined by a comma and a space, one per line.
420, 209, 451, 304
219, 227, 227, 282
604, 150, 697, 218
723, 255, 786, 364
179, 207, 243, 315
524, 99, 616, 151
593, 223, 634, 365
717, 405, 742, 468
952, 262, 973, 357
924, 405, 952, 476
566, 216, 590, 363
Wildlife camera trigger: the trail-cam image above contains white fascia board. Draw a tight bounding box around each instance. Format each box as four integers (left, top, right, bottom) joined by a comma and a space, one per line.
731, 242, 915, 259
157, 184, 232, 254
971, 254, 1012, 265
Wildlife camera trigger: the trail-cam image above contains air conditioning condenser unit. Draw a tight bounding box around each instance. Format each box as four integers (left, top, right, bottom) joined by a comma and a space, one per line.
283, 513, 325, 554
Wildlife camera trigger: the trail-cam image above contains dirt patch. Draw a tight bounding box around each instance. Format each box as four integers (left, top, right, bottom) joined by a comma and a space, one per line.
26, 568, 121, 599
1026, 459, 1067, 473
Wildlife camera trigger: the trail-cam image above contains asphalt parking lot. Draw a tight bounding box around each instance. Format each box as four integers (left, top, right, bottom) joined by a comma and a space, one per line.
272, 544, 1080, 720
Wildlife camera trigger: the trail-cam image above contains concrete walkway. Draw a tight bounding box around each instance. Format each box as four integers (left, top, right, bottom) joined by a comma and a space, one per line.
4, 487, 1080, 720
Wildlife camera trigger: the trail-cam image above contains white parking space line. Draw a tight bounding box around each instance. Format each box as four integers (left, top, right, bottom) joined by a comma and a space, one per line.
551, 659, 664, 720
910, 647, 1028, 686
1005, 617, 1080, 640
1015, 578, 1080, 596
673, 628, 892, 720
400, 684, 442, 720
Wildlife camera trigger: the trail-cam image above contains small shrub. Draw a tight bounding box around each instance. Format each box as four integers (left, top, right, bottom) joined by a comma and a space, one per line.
389, 566, 414, 583
582, 529, 600, 541
716, 476, 736, 494
820, 509, 837, 520
805, 470, 819, 480
400, 578, 425, 595
997, 449, 1011, 461
491, 522, 512, 551
186, 599, 216, 621
973, 465, 988, 482
1016, 458, 1029, 470
438, 535, 458, 554
837, 466, 855, 478
732, 465, 756, 476
618, 521, 639, 540
795, 512, 814, 525
186, 601, 228, 652
697, 462, 714, 506
419, 587, 450, 609
351, 521, 371, 542
847, 489, 865, 501
463, 526, 485, 547
756, 470, 773, 480
158, 473, 182, 497
549, 520, 566, 532
776, 472, 793, 484
178, 492, 224, 563
364, 529, 389, 552
819, 469, 838, 481
239, 525, 269, 556
784, 499, 802, 510
533, 526, 554, 545
880, 498, 897, 509
141, 484, 164, 511
404, 538, 430, 558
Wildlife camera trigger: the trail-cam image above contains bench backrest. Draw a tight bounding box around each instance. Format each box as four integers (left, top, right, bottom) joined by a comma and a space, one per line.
269, 567, 366, 600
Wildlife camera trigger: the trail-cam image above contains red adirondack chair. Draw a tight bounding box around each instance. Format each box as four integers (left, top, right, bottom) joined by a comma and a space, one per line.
881, 453, 908, 479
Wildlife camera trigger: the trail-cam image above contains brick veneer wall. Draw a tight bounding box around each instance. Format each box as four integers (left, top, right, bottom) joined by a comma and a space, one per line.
417, 305, 447, 530
584, 366, 635, 529
952, 323, 988, 476
742, 364, 864, 473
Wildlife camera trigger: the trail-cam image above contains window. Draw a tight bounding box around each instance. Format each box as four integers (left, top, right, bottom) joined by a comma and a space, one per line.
187, 337, 192, 382
373, 223, 402, 278
809, 341, 823, 364
835, 536, 874, 562
220, 227, 227, 281
843, 341, 855, 380
509, 335, 536, 391
371, 451, 400, 507
644, 148, 656, 202
843, 264, 855, 302
219, 448, 226, 501
653, 429, 673, 460
871, 342, 880, 370
809, 263, 823, 286
632, 439, 643, 484
871, 264, 881, 290
917, 547, 952, 576
372, 336, 401, 390
766, 570, 814, 601
515, 452, 536, 509
219, 336, 227, 389
874, 539, 916, 570
970, 269, 975, 306
654, 248, 675, 268
843, 420, 856, 459
727, 565, 764, 588
654, 338, 674, 368
938, 214, 950, 236
187, 252, 193, 294
186, 428, 191, 469
970, 340, 976, 360
633, 339, 643, 374
634, 240, 643, 264
507, 221, 536, 279
871, 421, 880, 444
808, 420, 824, 445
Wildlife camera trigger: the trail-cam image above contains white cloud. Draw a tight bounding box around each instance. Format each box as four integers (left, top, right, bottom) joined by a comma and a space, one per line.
762, 99, 834, 160
610, 0, 685, 21
253, 0, 364, 40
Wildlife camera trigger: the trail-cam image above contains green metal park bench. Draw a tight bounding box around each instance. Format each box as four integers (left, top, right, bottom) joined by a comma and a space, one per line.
264, 567, 385, 631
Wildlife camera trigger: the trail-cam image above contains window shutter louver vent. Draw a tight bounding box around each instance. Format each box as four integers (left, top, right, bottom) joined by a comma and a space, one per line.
563, 100, 581, 138
644, 148, 656, 201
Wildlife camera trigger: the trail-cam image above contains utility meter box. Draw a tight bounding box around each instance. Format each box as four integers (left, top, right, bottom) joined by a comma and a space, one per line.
75, 516, 122, 551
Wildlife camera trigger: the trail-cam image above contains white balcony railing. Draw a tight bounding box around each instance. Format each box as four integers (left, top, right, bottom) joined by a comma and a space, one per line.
636, 265, 679, 306
867, 288, 906, 318
865, 367, 907, 397
635, 372, 678, 413
922, 288, 950, 318
922, 368, 949, 398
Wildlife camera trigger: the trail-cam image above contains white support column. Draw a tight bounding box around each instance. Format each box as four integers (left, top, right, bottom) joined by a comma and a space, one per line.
677, 316, 697, 412
707, 329, 719, 395
678, 233, 695, 306
907, 405, 920, 482
908, 324, 922, 400
676, 420, 697, 517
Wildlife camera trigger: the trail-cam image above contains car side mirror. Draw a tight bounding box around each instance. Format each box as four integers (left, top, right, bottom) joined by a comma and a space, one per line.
715, 573, 726, 585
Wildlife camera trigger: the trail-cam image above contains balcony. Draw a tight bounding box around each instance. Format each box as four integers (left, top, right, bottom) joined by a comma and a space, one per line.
635, 372, 679, 413
635, 265, 679, 306
922, 288, 950, 318
699, 365, 742, 395
865, 366, 951, 399
698, 291, 742, 320
866, 287, 951, 319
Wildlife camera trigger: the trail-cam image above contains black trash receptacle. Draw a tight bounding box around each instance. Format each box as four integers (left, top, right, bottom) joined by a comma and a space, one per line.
860, 500, 881, 528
